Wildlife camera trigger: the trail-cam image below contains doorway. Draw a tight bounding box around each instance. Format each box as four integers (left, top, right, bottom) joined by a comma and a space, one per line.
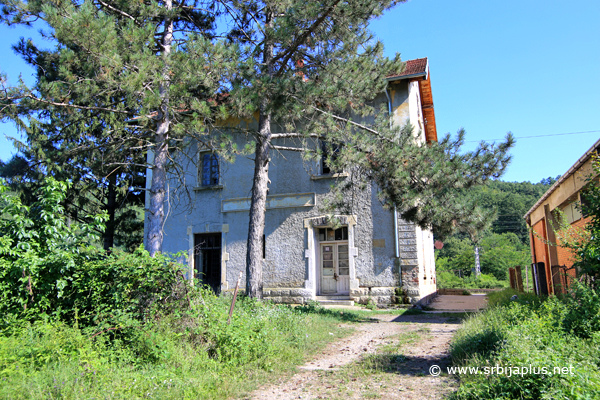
318, 227, 349, 295
194, 233, 222, 293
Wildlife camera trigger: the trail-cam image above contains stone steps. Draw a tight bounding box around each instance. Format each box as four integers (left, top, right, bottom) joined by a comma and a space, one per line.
315, 295, 354, 306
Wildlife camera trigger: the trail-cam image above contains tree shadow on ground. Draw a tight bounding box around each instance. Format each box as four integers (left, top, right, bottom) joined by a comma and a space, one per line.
360, 352, 453, 377
391, 311, 473, 325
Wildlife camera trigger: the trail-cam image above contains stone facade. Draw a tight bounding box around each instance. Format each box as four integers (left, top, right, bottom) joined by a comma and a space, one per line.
146, 58, 438, 305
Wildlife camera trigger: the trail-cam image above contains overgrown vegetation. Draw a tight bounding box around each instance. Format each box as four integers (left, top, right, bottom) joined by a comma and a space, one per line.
0, 179, 351, 398
435, 178, 554, 289
449, 286, 600, 399
448, 164, 600, 399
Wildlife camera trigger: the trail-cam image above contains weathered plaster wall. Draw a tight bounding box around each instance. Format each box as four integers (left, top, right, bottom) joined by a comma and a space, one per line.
152, 77, 436, 304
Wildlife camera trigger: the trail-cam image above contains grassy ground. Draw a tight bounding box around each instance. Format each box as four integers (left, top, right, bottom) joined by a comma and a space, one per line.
0, 299, 366, 400
448, 288, 600, 399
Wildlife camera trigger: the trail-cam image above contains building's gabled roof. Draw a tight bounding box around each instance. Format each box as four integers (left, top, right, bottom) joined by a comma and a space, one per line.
386, 57, 429, 81
524, 137, 600, 220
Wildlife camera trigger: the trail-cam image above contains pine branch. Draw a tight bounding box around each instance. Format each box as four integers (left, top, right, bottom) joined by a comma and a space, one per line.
274, 0, 342, 76
271, 145, 304, 152
270, 133, 322, 139
94, 0, 141, 26
17, 93, 133, 115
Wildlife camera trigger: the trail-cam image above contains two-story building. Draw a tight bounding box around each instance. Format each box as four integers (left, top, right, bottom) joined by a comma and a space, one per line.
145, 58, 439, 305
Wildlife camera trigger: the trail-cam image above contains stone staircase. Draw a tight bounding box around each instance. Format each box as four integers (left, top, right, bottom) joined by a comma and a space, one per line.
315, 295, 355, 306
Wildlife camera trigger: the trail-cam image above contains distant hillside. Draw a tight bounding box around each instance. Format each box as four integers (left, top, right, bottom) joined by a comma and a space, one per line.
471, 178, 558, 244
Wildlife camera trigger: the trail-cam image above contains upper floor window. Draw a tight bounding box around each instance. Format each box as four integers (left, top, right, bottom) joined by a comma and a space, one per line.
200, 153, 219, 186
321, 141, 342, 175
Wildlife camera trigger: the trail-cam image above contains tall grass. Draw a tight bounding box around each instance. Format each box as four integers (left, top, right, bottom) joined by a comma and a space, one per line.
0, 291, 351, 399
449, 287, 600, 399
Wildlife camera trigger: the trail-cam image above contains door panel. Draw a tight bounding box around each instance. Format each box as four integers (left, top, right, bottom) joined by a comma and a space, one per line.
337, 245, 350, 294
320, 243, 350, 295
321, 245, 336, 293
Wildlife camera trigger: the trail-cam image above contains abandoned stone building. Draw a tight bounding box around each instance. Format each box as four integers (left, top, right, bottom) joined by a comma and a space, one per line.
145, 58, 439, 305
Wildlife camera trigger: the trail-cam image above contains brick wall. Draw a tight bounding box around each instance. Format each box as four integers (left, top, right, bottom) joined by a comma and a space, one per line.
556, 216, 591, 269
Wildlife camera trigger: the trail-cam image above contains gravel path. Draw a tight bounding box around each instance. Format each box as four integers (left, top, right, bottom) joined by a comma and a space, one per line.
247, 312, 462, 400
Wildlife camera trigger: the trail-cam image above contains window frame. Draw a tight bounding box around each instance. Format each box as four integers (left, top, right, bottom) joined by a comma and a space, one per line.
198, 151, 221, 188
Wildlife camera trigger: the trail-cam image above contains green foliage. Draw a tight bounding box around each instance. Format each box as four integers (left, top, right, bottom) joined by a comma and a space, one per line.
0, 292, 348, 399
0, 178, 186, 328
450, 286, 600, 399
561, 281, 600, 339
436, 232, 529, 287
479, 233, 531, 280
471, 179, 554, 244
572, 157, 600, 281
437, 271, 507, 289
0, 177, 350, 397
486, 288, 543, 308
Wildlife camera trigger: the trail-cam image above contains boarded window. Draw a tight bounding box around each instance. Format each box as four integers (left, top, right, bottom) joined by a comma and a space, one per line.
561, 201, 582, 224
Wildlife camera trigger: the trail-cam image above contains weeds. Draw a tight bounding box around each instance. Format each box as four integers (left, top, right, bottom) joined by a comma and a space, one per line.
449, 287, 600, 399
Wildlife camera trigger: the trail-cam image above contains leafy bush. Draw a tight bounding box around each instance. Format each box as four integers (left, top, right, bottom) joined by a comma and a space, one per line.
0, 178, 190, 328
486, 288, 544, 308
0, 290, 349, 399
450, 287, 600, 399
437, 271, 507, 289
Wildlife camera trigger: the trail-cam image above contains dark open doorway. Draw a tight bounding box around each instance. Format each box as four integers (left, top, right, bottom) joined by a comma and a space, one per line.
194, 233, 222, 293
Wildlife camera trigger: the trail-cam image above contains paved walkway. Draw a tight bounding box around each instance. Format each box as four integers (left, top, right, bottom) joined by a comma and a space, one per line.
427, 294, 487, 312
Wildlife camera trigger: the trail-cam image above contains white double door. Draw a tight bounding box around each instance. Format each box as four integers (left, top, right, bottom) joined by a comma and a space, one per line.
320, 243, 350, 294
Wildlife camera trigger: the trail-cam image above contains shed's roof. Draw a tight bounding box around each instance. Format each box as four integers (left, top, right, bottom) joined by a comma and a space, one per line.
524, 137, 600, 220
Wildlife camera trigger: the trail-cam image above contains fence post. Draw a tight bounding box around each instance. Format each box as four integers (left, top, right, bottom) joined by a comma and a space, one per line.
227, 271, 243, 325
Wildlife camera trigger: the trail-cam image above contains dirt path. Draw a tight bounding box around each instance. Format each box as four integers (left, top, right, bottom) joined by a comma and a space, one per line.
247, 312, 462, 400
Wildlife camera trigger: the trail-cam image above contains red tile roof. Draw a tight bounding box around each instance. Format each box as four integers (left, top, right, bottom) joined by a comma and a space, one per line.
387, 57, 428, 79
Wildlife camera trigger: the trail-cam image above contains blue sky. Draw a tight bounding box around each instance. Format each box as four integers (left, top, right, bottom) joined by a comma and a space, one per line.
1, 0, 599, 183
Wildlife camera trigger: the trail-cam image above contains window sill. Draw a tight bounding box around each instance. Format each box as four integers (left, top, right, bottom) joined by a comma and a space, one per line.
310, 172, 349, 180
194, 185, 223, 191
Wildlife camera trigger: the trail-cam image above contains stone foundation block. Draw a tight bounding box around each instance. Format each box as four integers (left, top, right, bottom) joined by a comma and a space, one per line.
398, 239, 417, 245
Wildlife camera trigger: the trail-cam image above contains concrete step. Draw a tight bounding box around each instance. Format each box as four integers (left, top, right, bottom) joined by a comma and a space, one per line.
315, 296, 354, 306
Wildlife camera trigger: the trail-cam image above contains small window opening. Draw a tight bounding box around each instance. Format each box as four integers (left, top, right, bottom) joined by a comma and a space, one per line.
318, 227, 348, 241
321, 141, 342, 175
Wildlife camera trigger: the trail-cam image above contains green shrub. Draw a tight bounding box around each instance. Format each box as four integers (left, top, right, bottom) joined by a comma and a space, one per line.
561, 281, 600, 339
0, 178, 190, 329
486, 288, 543, 308
450, 288, 600, 399
0, 289, 349, 399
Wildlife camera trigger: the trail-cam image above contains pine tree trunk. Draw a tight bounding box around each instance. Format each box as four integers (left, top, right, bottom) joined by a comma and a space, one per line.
103, 173, 117, 250
246, 112, 271, 299
245, 8, 274, 298
147, 1, 173, 257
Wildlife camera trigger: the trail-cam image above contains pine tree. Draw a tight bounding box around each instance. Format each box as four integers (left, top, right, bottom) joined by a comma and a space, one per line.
215, 0, 408, 298
1, 1, 515, 300
0, 0, 237, 255
215, 1, 514, 297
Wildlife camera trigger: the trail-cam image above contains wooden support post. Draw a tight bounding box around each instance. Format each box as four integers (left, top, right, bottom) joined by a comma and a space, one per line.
515, 266, 524, 292
508, 267, 517, 290
227, 271, 243, 325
